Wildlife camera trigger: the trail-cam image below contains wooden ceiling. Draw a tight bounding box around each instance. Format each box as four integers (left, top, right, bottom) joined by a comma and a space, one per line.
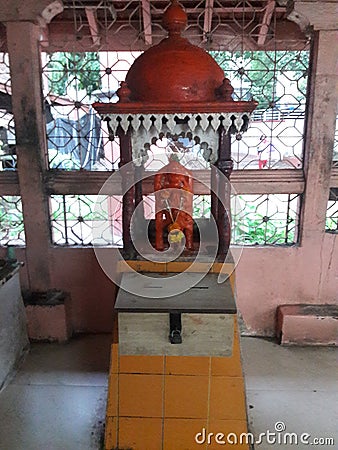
1, 1, 308, 52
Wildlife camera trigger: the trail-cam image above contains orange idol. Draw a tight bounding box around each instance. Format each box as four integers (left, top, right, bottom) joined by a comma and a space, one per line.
154, 157, 194, 251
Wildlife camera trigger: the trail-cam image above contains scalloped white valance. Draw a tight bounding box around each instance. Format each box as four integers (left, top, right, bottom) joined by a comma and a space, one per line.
104, 112, 253, 166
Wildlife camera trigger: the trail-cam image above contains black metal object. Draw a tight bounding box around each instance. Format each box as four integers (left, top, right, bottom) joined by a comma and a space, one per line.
118, 130, 135, 257
210, 163, 219, 226
169, 312, 182, 344
214, 128, 233, 257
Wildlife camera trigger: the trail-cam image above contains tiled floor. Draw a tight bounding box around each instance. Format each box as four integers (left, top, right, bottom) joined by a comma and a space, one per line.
0, 334, 336, 450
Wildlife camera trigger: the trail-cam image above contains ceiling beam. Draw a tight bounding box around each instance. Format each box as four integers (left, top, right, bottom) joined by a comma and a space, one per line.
141, 0, 152, 46
257, 0, 275, 46
85, 6, 100, 46
42, 19, 308, 53
203, 0, 214, 42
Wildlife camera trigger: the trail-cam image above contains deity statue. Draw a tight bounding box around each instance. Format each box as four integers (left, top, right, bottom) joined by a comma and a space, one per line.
154, 156, 194, 251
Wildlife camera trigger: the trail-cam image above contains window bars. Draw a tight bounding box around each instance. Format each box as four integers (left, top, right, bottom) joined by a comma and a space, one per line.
231, 193, 300, 245
212, 50, 309, 169
1, 1, 329, 248
0, 51, 16, 171
0, 196, 25, 246
50, 194, 123, 246
42, 51, 140, 170
49, 193, 301, 247
326, 189, 338, 233
40, 0, 310, 172
41, 48, 309, 170
333, 115, 338, 167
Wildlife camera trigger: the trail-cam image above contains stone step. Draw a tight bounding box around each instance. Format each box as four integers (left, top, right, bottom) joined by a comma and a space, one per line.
276, 304, 338, 346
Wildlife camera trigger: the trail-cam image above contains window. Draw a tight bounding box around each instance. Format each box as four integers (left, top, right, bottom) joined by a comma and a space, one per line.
38, 1, 310, 247
0, 51, 16, 172
326, 189, 338, 233
211, 50, 309, 170
0, 196, 25, 246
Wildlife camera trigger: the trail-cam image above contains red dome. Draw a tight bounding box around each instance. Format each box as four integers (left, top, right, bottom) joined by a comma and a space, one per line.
125, 0, 224, 104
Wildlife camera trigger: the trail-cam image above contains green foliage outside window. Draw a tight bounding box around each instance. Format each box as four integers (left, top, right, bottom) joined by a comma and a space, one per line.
193, 195, 295, 245
46, 52, 101, 96
0, 197, 25, 243
210, 50, 309, 110
232, 201, 295, 245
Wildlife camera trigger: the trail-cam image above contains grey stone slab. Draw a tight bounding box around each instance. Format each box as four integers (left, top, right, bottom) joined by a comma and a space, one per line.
115, 272, 236, 313
118, 312, 234, 356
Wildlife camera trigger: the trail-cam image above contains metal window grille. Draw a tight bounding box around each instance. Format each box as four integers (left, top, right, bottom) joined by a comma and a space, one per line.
50, 192, 300, 247
0, 196, 25, 246
50, 194, 122, 246
333, 115, 338, 167
326, 189, 338, 233
191, 193, 300, 245
36, 1, 312, 247
231, 193, 300, 245
193, 195, 211, 219
211, 50, 309, 169
40, 48, 309, 171
42, 51, 139, 170
39, 0, 310, 172
0, 50, 16, 171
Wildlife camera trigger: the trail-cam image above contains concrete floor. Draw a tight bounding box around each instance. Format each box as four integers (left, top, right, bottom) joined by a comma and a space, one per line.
0, 334, 111, 450
241, 338, 337, 450
0, 334, 336, 450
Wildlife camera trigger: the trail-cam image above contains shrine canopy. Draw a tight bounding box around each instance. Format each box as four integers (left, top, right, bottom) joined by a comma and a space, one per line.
93, 0, 258, 166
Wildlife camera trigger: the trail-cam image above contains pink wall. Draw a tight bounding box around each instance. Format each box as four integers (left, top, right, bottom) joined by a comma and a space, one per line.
2, 234, 336, 336
236, 233, 337, 335
1, 247, 116, 333
49, 248, 117, 332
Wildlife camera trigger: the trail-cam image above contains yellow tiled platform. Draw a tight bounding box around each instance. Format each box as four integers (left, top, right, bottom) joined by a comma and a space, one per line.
105, 261, 249, 450
105, 318, 248, 449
